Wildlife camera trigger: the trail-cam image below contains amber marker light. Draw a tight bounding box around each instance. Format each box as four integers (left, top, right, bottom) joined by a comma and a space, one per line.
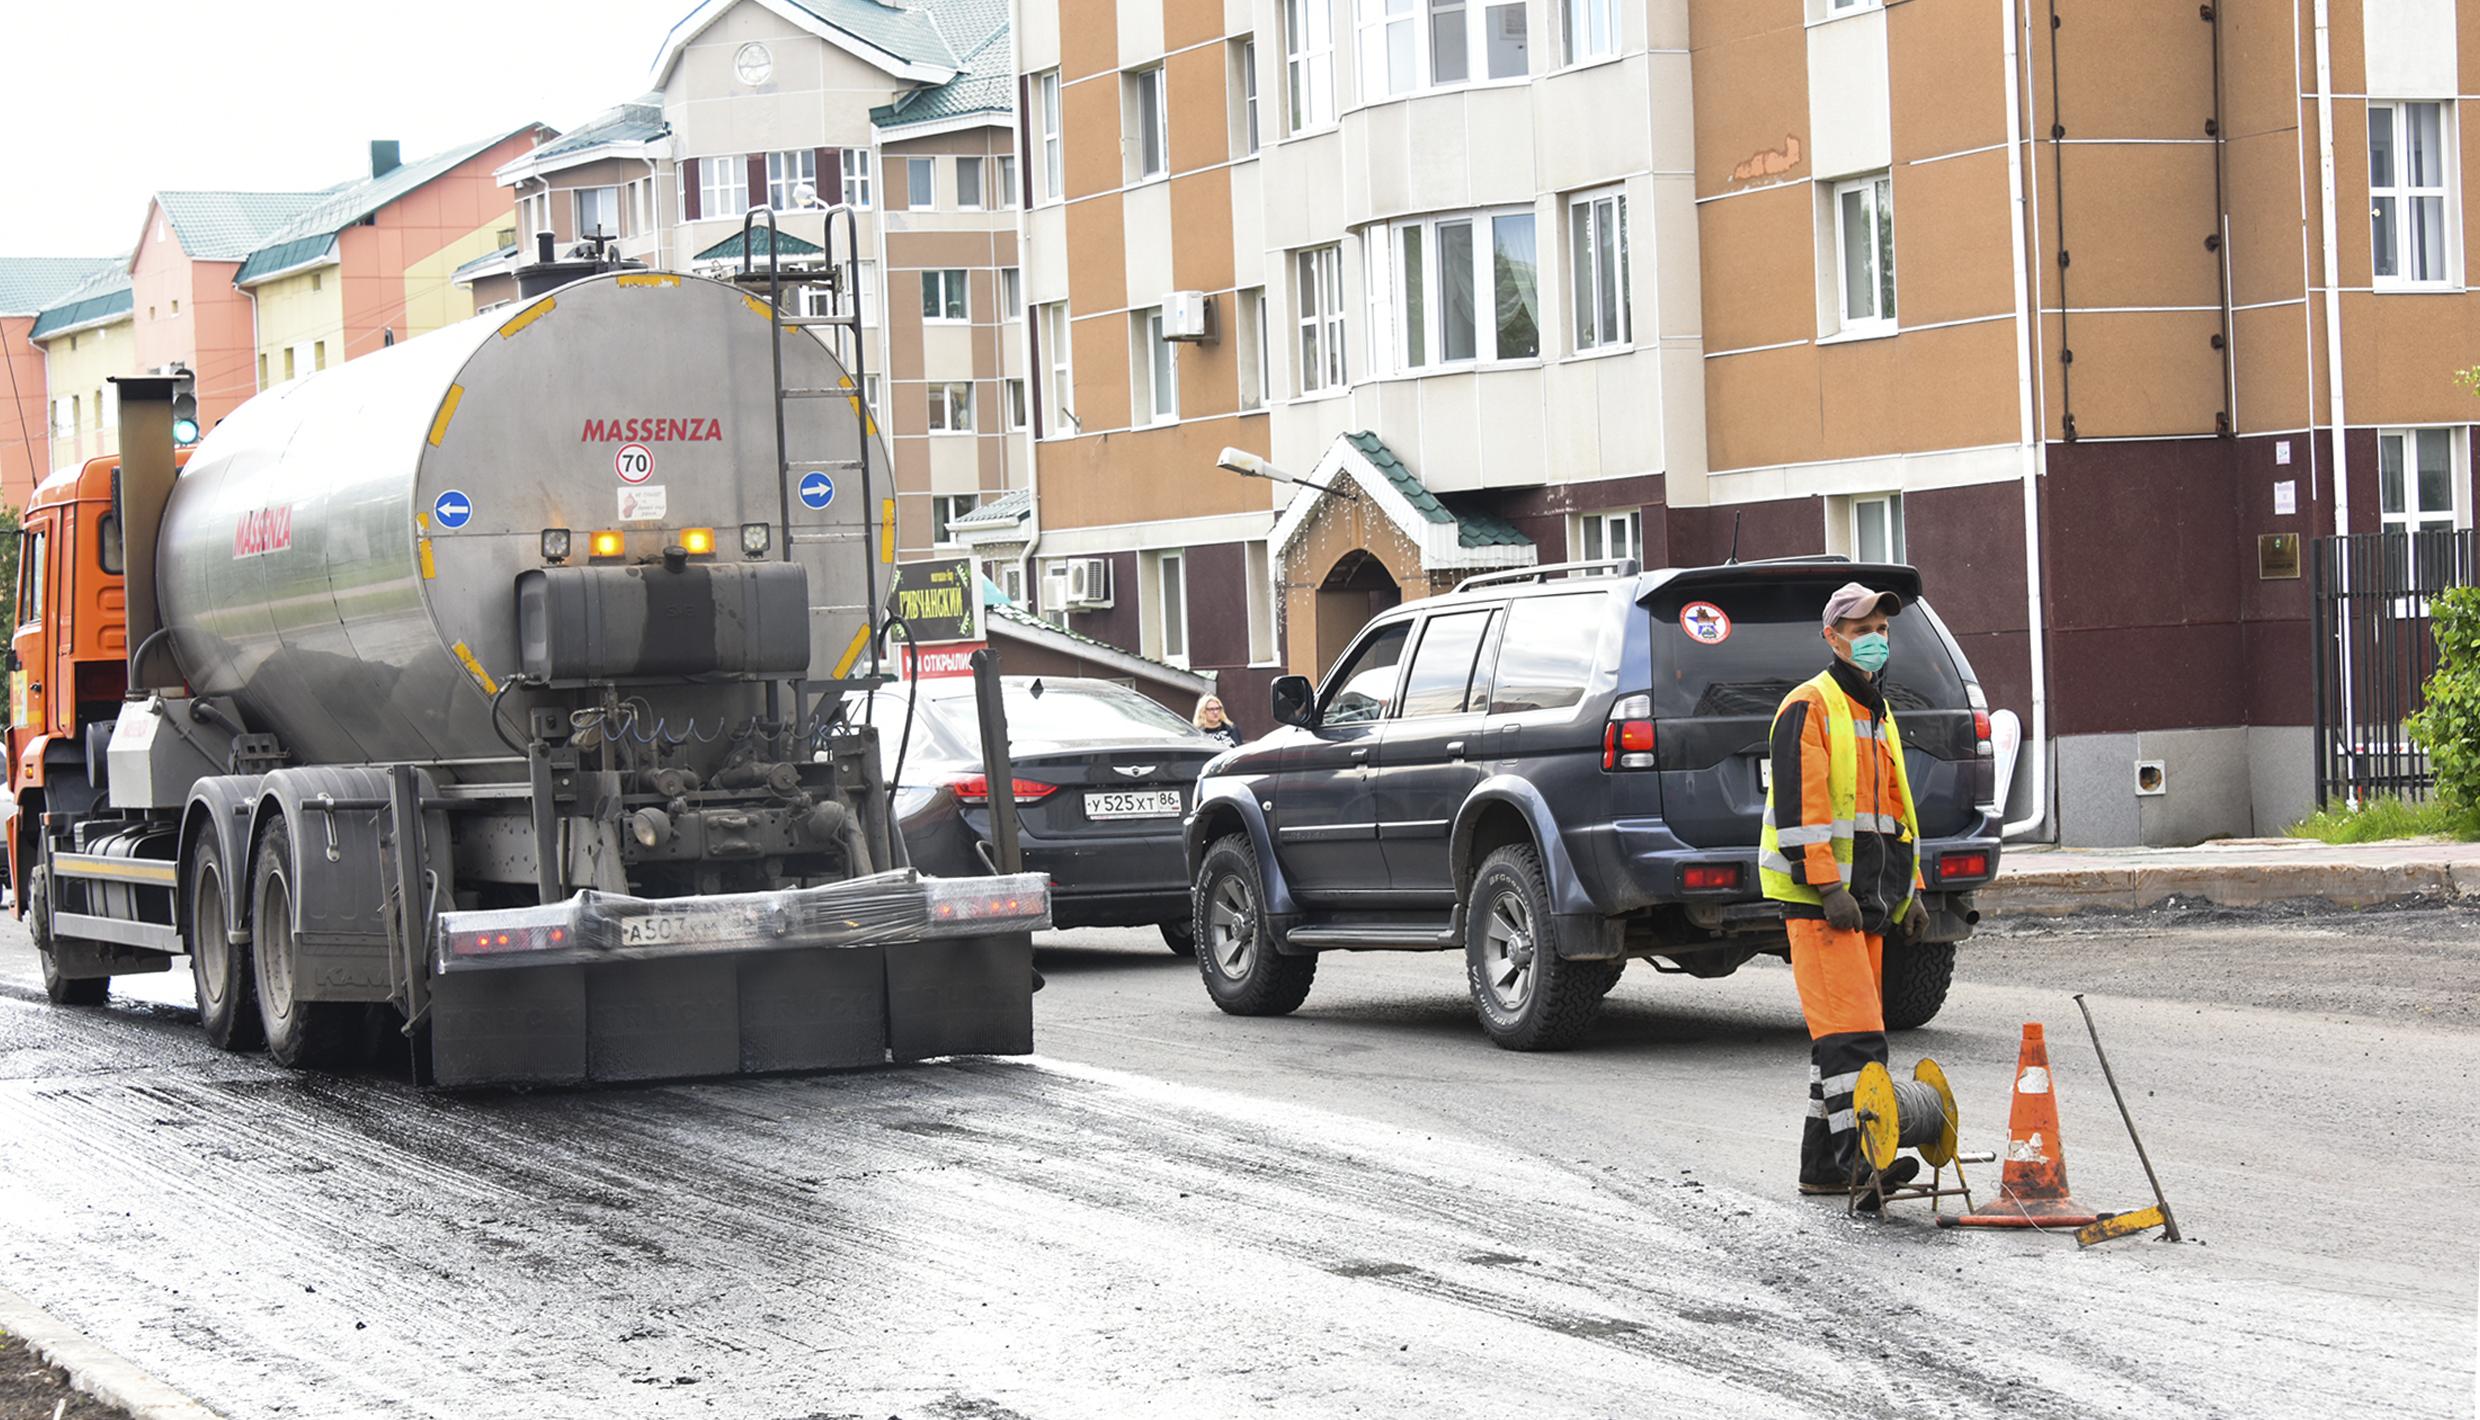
680, 527, 716, 555
589, 530, 626, 558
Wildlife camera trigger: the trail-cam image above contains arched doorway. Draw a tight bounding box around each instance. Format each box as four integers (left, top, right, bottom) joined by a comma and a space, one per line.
1314, 548, 1402, 674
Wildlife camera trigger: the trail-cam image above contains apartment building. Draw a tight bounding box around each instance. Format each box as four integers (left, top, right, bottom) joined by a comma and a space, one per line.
491, 96, 675, 282
647, 0, 1028, 564
1014, 0, 1703, 716
0, 258, 117, 508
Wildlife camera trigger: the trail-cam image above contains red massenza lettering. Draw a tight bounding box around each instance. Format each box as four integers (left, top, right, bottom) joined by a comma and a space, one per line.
580, 418, 725, 442
232, 506, 294, 559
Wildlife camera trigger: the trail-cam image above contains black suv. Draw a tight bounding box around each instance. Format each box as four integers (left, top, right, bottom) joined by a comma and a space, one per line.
1182, 557, 2003, 1050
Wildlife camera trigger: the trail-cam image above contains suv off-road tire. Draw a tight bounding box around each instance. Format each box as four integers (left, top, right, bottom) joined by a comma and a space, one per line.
1194, 835, 1315, 1016
1464, 844, 1607, 1051
1881, 936, 1955, 1031
30, 865, 108, 1007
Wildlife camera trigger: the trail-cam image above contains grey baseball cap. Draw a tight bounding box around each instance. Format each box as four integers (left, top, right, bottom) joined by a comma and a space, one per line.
1822, 581, 1902, 627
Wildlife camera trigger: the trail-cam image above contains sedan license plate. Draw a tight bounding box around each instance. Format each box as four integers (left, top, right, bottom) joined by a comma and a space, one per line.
1085, 788, 1183, 821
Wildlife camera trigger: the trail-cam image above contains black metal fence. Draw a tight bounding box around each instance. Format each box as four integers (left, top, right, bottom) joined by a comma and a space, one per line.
2312, 529, 2478, 806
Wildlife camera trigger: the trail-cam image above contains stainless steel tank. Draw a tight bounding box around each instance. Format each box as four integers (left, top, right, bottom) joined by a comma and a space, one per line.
158, 272, 883, 767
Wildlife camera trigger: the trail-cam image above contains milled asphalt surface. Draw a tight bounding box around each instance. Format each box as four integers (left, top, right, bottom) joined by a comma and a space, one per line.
0, 904, 2470, 1418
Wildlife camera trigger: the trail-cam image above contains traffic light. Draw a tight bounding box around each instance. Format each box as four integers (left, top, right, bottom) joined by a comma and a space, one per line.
170, 370, 199, 447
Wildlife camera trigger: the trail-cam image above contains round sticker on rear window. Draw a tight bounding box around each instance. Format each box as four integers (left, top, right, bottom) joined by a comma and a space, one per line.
1680, 602, 1733, 645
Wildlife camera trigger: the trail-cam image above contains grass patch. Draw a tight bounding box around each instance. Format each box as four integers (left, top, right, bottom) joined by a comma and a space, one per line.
2287, 795, 2480, 844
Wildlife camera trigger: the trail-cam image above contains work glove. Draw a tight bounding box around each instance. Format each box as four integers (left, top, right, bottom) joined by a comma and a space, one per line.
1821, 886, 1863, 933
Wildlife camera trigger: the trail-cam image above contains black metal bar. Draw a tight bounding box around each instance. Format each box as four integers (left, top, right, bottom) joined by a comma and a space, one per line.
2312, 537, 2330, 807
969, 648, 1022, 875
387, 763, 432, 1061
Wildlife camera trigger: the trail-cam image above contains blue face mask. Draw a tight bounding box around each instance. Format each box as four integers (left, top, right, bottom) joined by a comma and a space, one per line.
1847, 631, 1891, 674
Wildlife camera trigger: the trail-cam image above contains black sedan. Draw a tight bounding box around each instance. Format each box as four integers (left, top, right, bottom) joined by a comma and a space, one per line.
862, 677, 1222, 953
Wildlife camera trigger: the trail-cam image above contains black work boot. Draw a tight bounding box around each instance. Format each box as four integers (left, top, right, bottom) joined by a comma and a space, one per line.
1852, 1156, 1922, 1212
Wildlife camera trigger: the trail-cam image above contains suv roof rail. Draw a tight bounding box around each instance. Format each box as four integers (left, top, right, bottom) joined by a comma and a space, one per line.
1454, 558, 1641, 594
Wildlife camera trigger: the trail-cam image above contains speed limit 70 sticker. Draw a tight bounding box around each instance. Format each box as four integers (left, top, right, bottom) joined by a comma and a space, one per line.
615, 443, 653, 484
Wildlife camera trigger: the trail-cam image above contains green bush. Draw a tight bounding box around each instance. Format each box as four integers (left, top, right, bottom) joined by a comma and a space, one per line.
2288, 795, 2480, 844
2409, 584, 2480, 818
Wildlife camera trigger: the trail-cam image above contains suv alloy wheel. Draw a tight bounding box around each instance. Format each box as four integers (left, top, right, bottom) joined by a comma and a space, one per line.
1463, 844, 1618, 1051
1193, 835, 1316, 1016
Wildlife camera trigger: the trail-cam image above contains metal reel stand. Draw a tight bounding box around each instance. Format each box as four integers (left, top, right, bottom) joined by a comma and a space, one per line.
1847, 1058, 1984, 1219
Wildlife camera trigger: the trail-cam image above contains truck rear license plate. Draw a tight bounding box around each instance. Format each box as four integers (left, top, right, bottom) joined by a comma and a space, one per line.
1084, 788, 1182, 820
618, 905, 759, 948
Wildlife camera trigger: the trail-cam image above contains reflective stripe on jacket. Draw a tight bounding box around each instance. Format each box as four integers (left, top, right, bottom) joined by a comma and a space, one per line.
1759, 665, 1924, 926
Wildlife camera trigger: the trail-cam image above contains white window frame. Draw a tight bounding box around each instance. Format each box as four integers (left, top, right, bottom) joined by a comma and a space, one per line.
1000, 266, 1022, 321
1573, 508, 1642, 564
1038, 302, 1076, 437
921, 268, 969, 323
1128, 66, 1170, 182
842, 149, 876, 209
905, 156, 936, 209
955, 155, 986, 210
995, 153, 1019, 208
1816, 0, 1881, 16
863, 373, 882, 414
1004, 377, 1029, 430
1356, 0, 1527, 99
927, 382, 976, 434
1035, 71, 1065, 203
855, 259, 880, 326
1132, 308, 1179, 425
1237, 286, 1269, 410
1829, 172, 1896, 336
1561, 0, 1616, 65
1161, 550, 1190, 665
2380, 427, 2466, 593
765, 150, 816, 211
931, 493, 979, 546
1850, 492, 1905, 564
1568, 187, 1631, 353
701, 157, 750, 219
1379, 206, 1543, 371
1284, 0, 1336, 134
1236, 38, 1262, 155
2370, 101, 2457, 289
1295, 244, 1347, 394
574, 186, 620, 238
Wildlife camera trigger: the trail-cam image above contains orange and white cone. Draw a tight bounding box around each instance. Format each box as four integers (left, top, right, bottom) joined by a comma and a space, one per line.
1949, 1023, 2101, 1229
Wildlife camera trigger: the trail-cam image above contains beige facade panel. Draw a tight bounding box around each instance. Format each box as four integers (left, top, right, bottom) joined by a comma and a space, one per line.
2340, 291, 2480, 426
2364, 0, 2458, 95
2037, 310, 2226, 440
2231, 301, 2317, 434
1538, 61, 1660, 203
1124, 181, 1176, 311
1806, 8, 1891, 180
1890, 148, 2015, 328
1063, 76, 1123, 200
1815, 318, 2018, 462
1066, 192, 1130, 315
2052, 143, 2222, 310
1167, 44, 1228, 176
1037, 413, 1269, 528
1062, 0, 1122, 81
1695, 181, 1818, 354
1165, 0, 1225, 53
1704, 342, 1822, 473
2041, 3, 2212, 142
1690, 11, 1808, 200
2224, 129, 2310, 309
1170, 171, 1237, 294
1070, 309, 1135, 431
1886, 0, 2008, 164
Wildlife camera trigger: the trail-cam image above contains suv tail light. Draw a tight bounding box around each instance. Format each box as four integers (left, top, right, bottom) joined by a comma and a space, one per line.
951, 774, 1058, 805
1603, 693, 1656, 770
1966, 683, 1993, 758
1938, 849, 1991, 881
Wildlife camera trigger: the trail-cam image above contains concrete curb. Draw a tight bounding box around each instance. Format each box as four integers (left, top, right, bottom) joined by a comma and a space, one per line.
1981, 859, 2480, 917
0, 1285, 220, 1420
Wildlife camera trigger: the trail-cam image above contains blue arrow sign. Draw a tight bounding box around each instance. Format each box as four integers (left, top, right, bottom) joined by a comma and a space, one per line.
433, 490, 473, 529
798, 471, 835, 510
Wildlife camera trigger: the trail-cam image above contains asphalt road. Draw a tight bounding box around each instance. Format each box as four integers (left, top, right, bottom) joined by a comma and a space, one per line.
0, 904, 2470, 1419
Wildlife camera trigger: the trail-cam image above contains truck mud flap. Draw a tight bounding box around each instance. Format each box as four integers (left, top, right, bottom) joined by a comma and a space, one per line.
886, 933, 1034, 1062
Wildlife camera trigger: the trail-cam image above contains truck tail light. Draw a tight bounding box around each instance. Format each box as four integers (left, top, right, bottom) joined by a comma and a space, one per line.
1682, 863, 1742, 891
680, 527, 716, 555
1603, 693, 1656, 771
450, 924, 569, 959
588, 530, 625, 558
1938, 849, 1991, 881
951, 774, 1058, 805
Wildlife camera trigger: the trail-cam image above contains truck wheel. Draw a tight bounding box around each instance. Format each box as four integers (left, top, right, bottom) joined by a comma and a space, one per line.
30, 866, 107, 1007
1881, 937, 1956, 1031
250, 820, 359, 1070
185, 832, 262, 1052
1159, 919, 1197, 955
1465, 844, 1606, 1052
1194, 835, 1314, 1016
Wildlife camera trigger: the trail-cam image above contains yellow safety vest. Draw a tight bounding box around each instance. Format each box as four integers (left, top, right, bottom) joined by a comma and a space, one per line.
1758, 668, 1921, 920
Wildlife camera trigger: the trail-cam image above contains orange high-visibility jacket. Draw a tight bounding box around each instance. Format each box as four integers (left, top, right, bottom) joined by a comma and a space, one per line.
1762, 663, 1925, 924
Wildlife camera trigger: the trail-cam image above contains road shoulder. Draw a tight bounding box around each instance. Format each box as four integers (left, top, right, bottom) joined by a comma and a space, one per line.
0, 1286, 216, 1420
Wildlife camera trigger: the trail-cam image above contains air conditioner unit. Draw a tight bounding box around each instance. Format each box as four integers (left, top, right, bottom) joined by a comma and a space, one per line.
1161, 290, 1215, 343
1064, 557, 1115, 608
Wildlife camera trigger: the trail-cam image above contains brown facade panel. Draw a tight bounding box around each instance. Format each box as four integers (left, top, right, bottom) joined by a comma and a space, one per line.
1703, 343, 1823, 472
1174, 315, 1241, 419
2324, 0, 2368, 93
887, 229, 1004, 270
1886, 0, 2008, 164
883, 129, 1010, 157
2052, 143, 2223, 310
2043, 1, 2214, 142
1035, 412, 1270, 529
2338, 292, 2480, 427
1815, 318, 2019, 459
1068, 308, 1134, 432
1664, 494, 1824, 567
1685, 0, 1799, 52
1063, 76, 1124, 200
1688, 17, 1808, 200
1889, 148, 2015, 328
1166, 44, 1228, 176
1059, 0, 1122, 82
2038, 310, 2226, 440
1163, 0, 1228, 52
1168, 170, 1237, 296
1694, 183, 1817, 354
887, 299, 925, 382
1065, 192, 1129, 314
2219, 4, 2308, 143
2223, 129, 2309, 308
2230, 302, 2315, 434
2328, 100, 2375, 289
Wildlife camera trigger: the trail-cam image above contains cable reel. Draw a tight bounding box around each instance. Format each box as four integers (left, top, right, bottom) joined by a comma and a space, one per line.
1849, 1057, 1982, 1218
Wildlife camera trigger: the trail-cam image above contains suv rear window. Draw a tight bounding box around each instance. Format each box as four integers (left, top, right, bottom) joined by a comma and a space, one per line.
1488, 593, 1604, 713
1645, 581, 1969, 720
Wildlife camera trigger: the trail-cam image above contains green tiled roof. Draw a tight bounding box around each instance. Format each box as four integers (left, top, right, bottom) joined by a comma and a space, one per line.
870, 6, 1013, 129
948, 486, 1029, 529
452, 244, 519, 282
156, 190, 336, 262
692, 227, 824, 261
530, 95, 666, 163
28, 265, 133, 341
0, 257, 120, 318
235, 126, 544, 286
1345, 430, 1532, 549
781, 0, 971, 69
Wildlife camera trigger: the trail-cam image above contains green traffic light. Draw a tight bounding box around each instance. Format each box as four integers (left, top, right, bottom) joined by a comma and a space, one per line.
172, 418, 201, 446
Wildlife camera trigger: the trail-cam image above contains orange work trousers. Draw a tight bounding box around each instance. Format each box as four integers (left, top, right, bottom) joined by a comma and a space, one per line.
1786, 917, 1884, 1038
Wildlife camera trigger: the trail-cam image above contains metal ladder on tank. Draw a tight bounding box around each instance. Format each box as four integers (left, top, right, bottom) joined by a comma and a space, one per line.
729, 206, 887, 718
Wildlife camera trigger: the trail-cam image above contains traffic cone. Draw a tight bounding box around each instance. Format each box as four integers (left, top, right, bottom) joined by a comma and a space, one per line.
1947, 1023, 2101, 1229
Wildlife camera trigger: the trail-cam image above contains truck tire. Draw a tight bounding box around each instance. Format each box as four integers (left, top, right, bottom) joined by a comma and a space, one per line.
1194, 834, 1314, 1016
1881, 937, 1956, 1031
250, 819, 360, 1070
185, 831, 263, 1052
30, 866, 107, 1007
1159, 919, 1197, 955
1465, 844, 1606, 1052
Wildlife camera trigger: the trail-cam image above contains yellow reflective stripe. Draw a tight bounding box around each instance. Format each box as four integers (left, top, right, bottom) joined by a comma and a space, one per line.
418, 538, 436, 579
615, 273, 680, 288
427, 384, 465, 447
450, 641, 498, 695
879, 499, 896, 563
831, 623, 873, 679
497, 298, 554, 340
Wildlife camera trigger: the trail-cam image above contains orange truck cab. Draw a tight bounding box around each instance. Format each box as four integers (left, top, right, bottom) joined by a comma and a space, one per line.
7, 453, 185, 913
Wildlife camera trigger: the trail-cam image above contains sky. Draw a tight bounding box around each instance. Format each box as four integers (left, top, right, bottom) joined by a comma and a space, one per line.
0, 0, 700, 258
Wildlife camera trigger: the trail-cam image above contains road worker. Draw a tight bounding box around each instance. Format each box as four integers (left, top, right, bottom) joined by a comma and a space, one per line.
1760, 581, 1927, 1205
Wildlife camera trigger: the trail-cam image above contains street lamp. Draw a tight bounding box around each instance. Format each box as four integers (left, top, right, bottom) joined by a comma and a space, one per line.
1215, 447, 1357, 500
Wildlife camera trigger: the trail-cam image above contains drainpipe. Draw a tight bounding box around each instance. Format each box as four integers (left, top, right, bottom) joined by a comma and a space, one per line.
2312, 0, 2350, 534
2001, 0, 2051, 840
